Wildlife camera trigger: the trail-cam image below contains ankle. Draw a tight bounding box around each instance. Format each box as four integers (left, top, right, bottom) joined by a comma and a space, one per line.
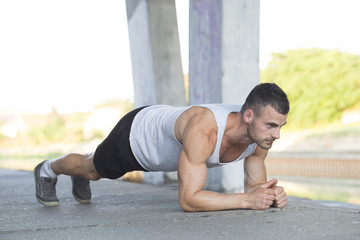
40, 160, 58, 179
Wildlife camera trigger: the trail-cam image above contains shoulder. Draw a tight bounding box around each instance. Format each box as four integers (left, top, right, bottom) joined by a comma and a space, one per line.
175, 107, 218, 163
175, 106, 217, 142
185, 106, 216, 125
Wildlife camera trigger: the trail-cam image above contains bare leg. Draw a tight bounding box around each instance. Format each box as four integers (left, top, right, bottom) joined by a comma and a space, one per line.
50, 153, 102, 181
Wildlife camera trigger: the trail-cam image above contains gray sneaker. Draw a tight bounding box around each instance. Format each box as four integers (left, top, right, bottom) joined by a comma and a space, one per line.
71, 176, 91, 203
33, 161, 59, 207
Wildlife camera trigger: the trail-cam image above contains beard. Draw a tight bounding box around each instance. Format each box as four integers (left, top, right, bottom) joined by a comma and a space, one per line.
247, 122, 274, 150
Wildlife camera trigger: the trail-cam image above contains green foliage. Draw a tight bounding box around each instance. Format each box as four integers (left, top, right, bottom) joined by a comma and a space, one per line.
261, 48, 360, 128
89, 129, 104, 139
0, 152, 62, 161
65, 112, 90, 142
27, 110, 67, 144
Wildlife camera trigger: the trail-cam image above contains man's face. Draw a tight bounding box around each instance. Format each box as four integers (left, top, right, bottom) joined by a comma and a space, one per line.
247, 105, 288, 150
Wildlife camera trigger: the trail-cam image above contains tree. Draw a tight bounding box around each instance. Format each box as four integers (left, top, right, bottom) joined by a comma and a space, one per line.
261, 48, 360, 128
27, 108, 67, 144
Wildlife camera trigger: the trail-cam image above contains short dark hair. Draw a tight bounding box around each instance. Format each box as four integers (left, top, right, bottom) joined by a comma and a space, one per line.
240, 83, 290, 116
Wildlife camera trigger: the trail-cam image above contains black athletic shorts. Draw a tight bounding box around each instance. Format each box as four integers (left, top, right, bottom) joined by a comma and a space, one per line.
93, 106, 149, 179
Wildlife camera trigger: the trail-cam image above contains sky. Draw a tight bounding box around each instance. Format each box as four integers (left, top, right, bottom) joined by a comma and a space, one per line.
1, 0, 359, 115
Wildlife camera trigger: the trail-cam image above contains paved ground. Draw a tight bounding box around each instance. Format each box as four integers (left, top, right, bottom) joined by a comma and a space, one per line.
1, 169, 360, 240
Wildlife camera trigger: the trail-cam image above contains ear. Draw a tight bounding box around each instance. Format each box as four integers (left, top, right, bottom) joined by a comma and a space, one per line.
243, 109, 254, 124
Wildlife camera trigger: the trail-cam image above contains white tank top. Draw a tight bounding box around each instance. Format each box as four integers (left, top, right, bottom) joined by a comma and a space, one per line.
129, 104, 257, 172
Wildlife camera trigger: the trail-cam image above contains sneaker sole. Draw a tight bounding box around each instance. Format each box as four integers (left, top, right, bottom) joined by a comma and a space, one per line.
33, 166, 59, 207
36, 197, 60, 207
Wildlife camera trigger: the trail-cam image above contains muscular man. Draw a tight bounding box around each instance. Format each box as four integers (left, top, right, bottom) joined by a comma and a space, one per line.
34, 83, 289, 212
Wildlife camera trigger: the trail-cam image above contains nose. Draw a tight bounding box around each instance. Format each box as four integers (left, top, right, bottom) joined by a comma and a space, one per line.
272, 128, 280, 139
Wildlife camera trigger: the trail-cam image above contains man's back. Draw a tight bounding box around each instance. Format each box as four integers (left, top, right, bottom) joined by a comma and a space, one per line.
130, 105, 190, 171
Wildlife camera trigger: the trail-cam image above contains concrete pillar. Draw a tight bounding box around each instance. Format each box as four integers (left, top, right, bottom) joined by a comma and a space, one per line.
126, 0, 156, 107
189, 0, 223, 192
221, 0, 260, 194
126, 0, 186, 184
189, 0, 222, 105
222, 0, 260, 103
126, 0, 185, 107
189, 0, 260, 192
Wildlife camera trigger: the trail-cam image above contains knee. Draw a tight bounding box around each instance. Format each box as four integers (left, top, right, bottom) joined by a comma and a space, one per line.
80, 168, 102, 181
86, 172, 102, 181
83, 153, 102, 180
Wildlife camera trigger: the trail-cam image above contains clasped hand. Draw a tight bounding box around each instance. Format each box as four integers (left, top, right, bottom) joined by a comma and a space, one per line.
248, 178, 288, 210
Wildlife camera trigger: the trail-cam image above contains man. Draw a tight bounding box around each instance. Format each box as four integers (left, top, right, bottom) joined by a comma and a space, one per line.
34, 83, 289, 212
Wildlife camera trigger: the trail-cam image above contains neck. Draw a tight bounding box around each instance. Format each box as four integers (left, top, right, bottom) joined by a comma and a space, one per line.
224, 112, 253, 145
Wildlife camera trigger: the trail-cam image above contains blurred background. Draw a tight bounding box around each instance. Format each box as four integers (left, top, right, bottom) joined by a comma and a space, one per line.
0, 0, 359, 205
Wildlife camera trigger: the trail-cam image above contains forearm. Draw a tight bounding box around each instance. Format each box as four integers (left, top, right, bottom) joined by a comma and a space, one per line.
244, 147, 268, 193
244, 183, 262, 193
179, 190, 250, 212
